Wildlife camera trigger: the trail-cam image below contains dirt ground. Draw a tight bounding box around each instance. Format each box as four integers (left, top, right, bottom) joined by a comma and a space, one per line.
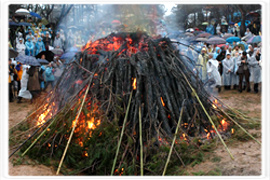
8, 89, 262, 176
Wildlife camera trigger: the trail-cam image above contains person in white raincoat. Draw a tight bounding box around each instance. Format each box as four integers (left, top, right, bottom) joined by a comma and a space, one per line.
231, 51, 241, 89
206, 53, 221, 92
17, 65, 32, 103
222, 53, 234, 90
16, 38, 26, 56
248, 48, 261, 93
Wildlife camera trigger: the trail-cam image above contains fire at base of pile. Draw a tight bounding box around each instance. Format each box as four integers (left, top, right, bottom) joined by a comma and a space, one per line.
9, 32, 260, 175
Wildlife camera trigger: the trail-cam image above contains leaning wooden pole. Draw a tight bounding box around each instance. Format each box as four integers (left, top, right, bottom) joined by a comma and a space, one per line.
179, 69, 234, 160
139, 106, 143, 176
56, 79, 92, 175
162, 100, 186, 176
111, 90, 133, 176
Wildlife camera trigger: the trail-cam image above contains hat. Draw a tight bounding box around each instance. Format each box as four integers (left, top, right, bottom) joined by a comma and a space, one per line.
46, 31, 49, 34
19, 38, 23, 41
202, 48, 206, 51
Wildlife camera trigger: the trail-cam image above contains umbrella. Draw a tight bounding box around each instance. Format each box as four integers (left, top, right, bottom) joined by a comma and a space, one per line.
195, 38, 208, 42
15, 55, 41, 66
222, 33, 234, 39
60, 52, 76, 60
37, 58, 49, 64
9, 48, 19, 58
9, 21, 20, 26
206, 37, 226, 45
196, 32, 211, 38
15, 8, 30, 16
30, 12, 42, 19
18, 22, 32, 26
111, 20, 121, 24
236, 42, 247, 51
51, 48, 64, 56
246, 36, 261, 44
68, 26, 78, 29
184, 32, 194, 37
186, 28, 194, 32
217, 44, 229, 49
226, 37, 241, 43
35, 51, 55, 62
202, 22, 209, 26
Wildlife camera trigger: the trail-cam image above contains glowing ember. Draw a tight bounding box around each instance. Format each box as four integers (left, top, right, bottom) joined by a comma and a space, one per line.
132, 78, 137, 90
160, 97, 165, 106
231, 128, 235, 134
212, 104, 217, 109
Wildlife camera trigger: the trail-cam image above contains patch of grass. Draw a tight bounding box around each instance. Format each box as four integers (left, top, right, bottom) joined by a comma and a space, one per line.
211, 156, 221, 163
191, 168, 222, 176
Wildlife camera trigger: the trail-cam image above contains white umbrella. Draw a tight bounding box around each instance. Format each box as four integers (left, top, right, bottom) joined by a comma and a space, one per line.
15, 8, 30, 16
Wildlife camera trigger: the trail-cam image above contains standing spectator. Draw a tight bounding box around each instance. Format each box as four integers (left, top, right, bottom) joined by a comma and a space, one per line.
35, 37, 45, 56
237, 51, 251, 93
25, 37, 34, 56
17, 65, 32, 103
15, 62, 23, 96
45, 63, 55, 91
26, 30, 34, 40
248, 49, 261, 93
27, 66, 41, 102
241, 28, 253, 41
231, 45, 242, 57
43, 31, 52, 51
216, 49, 226, 76
16, 38, 26, 56
222, 53, 234, 90
231, 52, 241, 89
206, 53, 221, 92
53, 32, 63, 49
197, 48, 209, 82
9, 59, 15, 102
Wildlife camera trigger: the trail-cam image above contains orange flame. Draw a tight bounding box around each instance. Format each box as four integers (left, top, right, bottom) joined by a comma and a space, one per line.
132, 78, 137, 90
160, 97, 165, 107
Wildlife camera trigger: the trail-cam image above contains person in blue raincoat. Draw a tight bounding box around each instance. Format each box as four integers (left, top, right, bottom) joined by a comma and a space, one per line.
222, 53, 234, 90
213, 47, 221, 59
35, 37, 45, 56
248, 48, 261, 93
25, 37, 34, 56
45, 62, 55, 91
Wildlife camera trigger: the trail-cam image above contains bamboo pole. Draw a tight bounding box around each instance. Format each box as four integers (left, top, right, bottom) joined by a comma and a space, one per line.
139, 106, 143, 176
56, 80, 92, 175
217, 106, 261, 145
179, 70, 234, 160
111, 90, 133, 176
162, 100, 185, 176
21, 118, 56, 157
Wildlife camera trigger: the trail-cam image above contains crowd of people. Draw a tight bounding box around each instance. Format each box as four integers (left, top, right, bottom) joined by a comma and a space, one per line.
8, 15, 261, 104
193, 30, 261, 94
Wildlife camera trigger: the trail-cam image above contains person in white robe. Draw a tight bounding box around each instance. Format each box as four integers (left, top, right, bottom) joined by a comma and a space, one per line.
17, 65, 32, 103
222, 53, 234, 90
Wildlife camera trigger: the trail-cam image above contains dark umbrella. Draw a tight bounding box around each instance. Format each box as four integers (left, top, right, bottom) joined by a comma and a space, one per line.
9, 48, 19, 58
206, 37, 226, 45
18, 22, 32, 26
30, 12, 42, 19
9, 21, 20, 26
195, 38, 208, 42
37, 58, 49, 64
35, 51, 55, 62
15, 55, 41, 66
196, 32, 211, 38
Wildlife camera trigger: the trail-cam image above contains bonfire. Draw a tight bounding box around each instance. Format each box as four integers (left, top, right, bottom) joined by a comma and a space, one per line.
9, 31, 260, 175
